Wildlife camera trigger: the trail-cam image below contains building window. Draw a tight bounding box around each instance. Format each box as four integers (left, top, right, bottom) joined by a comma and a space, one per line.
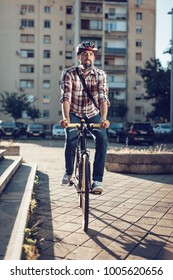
81, 19, 102, 30
43, 50, 51, 58
136, 12, 142, 20
135, 80, 142, 87
81, 4, 102, 14
135, 106, 142, 114
20, 79, 34, 88
44, 6, 51, 13
21, 5, 35, 13
20, 65, 34, 73
60, 36, 63, 40
66, 6, 73, 14
20, 34, 35, 43
65, 51, 72, 59
43, 80, 50, 89
136, 66, 141, 74
20, 49, 34, 58
108, 107, 119, 117
136, 40, 142, 47
43, 65, 51, 73
44, 20, 51, 28
136, 26, 142, 33
90, 20, 102, 30
42, 95, 50, 103
136, 52, 142, 60
43, 35, 51, 44
108, 76, 114, 82
43, 110, 50, 118
66, 39, 72, 45
135, 0, 143, 6
66, 23, 72, 29
59, 51, 63, 55
109, 8, 115, 16
109, 91, 119, 100
105, 21, 117, 32
21, 19, 34, 28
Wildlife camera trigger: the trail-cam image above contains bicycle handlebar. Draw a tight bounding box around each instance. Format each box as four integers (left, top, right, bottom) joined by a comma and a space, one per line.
67, 123, 101, 128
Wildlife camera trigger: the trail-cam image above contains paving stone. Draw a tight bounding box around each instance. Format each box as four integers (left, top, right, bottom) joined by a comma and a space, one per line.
7, 140, 173, 260
65, 246, 101, 260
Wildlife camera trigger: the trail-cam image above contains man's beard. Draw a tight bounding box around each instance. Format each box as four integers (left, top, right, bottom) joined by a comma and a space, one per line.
82, 60, 94, 70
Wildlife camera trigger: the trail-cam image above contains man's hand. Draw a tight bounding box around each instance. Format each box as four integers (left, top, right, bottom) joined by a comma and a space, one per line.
59, 119, 69, 128
100, 119, 110, 128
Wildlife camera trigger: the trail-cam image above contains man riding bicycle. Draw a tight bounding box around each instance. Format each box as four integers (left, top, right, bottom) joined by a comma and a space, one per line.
59, 41, 110, 193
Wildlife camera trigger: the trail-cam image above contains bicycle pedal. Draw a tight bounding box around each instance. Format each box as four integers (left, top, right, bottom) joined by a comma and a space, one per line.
91, 190, 102, 195
68, 180, 74, 186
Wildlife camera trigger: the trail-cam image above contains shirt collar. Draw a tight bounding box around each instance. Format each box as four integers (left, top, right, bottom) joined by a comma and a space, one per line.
78, 64, 95, 75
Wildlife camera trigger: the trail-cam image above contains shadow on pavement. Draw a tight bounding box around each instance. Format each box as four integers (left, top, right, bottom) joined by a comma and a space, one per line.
29, 171, 55, 260
87, 207, 173, 259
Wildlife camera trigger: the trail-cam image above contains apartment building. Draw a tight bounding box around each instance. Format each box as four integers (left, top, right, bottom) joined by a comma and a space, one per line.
0, 0, 156, 128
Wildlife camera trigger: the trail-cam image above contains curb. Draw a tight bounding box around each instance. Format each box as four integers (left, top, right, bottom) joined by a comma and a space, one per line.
4, 162, 37, 260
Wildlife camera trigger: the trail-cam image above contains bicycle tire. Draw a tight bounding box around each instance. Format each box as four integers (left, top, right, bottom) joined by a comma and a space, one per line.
81, 153, 90, 232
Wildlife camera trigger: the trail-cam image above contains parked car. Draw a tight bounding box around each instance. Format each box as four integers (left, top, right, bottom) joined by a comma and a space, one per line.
153, 123, 172, 134
0, 121, 20, 138
108, 123, 124, 139
15, 121, 27, 136
116, 122, 155, 146
26, 123, 45, 138
52, 124, 65, 139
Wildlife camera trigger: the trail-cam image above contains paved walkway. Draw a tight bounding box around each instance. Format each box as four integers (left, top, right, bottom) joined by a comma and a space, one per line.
18, 140, 173, 260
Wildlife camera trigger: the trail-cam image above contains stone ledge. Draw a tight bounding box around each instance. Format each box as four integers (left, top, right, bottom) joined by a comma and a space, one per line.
0, 146, 20, 156
105, 152, 173, 174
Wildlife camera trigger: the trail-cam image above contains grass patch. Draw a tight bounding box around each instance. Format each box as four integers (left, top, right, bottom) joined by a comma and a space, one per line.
21, 173, 42, 260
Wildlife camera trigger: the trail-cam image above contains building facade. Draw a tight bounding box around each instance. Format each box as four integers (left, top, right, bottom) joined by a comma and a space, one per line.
0, 0, 156, 129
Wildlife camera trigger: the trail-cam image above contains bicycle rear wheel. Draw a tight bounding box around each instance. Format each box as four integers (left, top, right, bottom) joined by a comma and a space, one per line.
81, 153, 90, 232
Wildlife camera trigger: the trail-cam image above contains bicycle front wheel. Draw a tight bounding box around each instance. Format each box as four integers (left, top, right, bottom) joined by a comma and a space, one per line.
81, 153, 90, 232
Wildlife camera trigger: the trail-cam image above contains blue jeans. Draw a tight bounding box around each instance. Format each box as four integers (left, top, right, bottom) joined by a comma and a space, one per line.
64, 113, 108, 182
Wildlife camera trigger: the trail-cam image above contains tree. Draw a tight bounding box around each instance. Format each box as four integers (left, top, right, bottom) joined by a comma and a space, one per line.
140, 58, 170, 121
0, 91, 41, 121
26, 105, 41, 122
0, 91, 30, 120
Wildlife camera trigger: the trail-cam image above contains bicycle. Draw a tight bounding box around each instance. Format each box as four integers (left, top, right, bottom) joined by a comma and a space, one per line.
68, 119, 101, 232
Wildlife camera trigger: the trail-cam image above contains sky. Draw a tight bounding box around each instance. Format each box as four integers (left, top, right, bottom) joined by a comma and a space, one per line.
156, 0, 173, 67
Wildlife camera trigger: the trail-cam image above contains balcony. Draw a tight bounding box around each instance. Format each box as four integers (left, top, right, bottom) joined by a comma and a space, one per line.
105, 47, 126, 55
105, 13, 127, 20
104, 65, 126, 73
105, 0, 127, 3
108, 82, 126, 89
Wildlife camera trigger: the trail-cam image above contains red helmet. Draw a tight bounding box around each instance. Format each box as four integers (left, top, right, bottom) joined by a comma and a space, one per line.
76, 41, 98, 55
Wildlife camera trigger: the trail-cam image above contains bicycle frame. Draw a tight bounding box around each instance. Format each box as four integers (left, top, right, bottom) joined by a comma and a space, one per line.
68, 119, 100, 232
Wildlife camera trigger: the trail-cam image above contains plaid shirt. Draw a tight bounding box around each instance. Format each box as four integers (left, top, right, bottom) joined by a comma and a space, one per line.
60, 65, 110, 118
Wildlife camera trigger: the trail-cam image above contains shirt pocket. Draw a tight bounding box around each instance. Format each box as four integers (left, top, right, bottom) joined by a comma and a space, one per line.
72, 78, 83, 95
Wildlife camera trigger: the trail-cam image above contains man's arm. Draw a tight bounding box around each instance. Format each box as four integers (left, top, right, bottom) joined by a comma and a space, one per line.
100, 101, 108, 120
60, 101, 70, 128
100, 101, 110, 128
62, 100, 70, 122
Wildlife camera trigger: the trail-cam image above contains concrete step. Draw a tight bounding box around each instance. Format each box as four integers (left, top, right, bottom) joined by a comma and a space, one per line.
0, 149, 6, 160
0, 156, 23, 194
0, 162, 37, 260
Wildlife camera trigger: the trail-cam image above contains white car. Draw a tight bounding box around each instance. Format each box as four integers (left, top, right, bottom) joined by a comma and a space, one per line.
153, 123, 172, 134
52, 124, 65, 139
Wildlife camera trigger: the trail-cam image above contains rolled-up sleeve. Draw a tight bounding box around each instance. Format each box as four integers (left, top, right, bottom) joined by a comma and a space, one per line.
59, 69, 72, 104
98, 71, 110, 106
